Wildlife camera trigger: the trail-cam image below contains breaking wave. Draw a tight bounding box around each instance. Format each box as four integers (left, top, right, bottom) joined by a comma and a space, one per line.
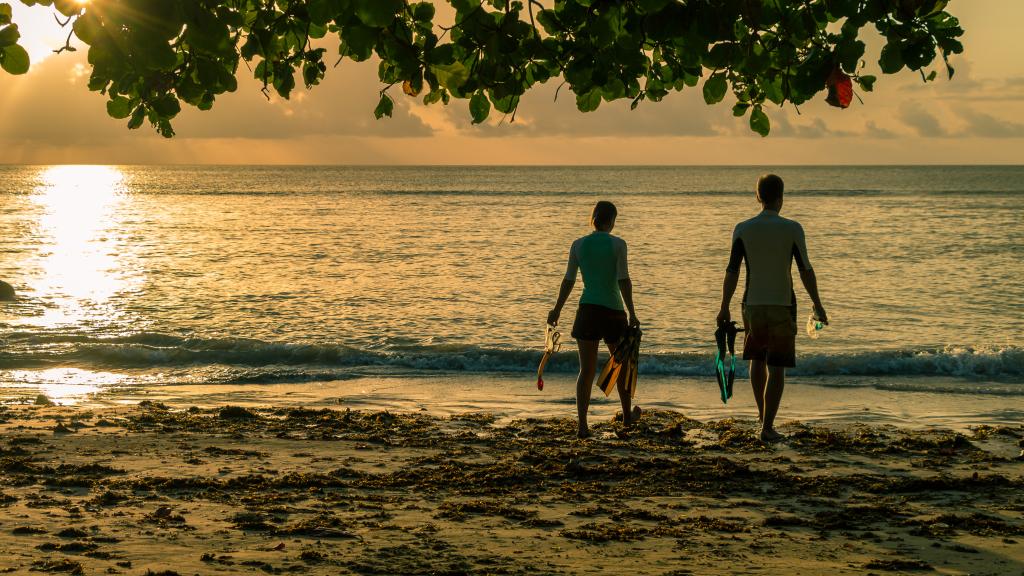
1, 332, 1021, 382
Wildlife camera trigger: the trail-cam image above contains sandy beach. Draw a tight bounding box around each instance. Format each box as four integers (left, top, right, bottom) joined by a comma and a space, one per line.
0, 401, 1020, 575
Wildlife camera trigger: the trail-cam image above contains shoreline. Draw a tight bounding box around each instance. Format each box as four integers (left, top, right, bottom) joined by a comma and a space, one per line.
0, 402, 1020, 575
4, 372, 1023, 433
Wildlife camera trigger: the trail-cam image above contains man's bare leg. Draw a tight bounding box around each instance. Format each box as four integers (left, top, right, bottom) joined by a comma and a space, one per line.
576, 339, 599, 438
749, 359, 768, 423
760, 364, 786, 442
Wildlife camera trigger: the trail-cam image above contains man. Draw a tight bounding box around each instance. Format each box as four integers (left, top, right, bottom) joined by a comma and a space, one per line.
716, 174, 827, 442
548, 201, 641, 439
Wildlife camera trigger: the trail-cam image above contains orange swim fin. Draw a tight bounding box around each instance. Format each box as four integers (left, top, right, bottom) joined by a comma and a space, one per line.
536, 324, 561, 391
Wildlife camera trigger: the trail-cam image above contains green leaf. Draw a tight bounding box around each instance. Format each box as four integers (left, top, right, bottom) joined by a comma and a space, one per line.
137, 39, 177, 70
469, 90, 490, 124
732, 102, 749, 117
151, 95, 181, 118
53, 0, 81, 18
0, 22, 18, 48
856, 75, 876, 92
430, 62, 469, 91
491, 94, 518, 114
576, 88, 602, 112
879, 42, 904, 74
374, 93, 394, 119
749, 106, 770, 137
341, 25, 377, 61
762, 77, 784, 105
702, 73, 727, 105
601, 78, 626, 101
106, 96, 133, 119
423, 89, 443, 105
355, 0, 403, 28
272, 64, 296, 98
639, 0, 672, 12
127, 106, 146, 130
413, 2, 435, 22
0, 43, 29, 74
0, 4, 11, 27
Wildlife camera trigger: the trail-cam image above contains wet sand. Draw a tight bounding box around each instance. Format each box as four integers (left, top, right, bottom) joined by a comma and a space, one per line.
0, 401, 1021, 575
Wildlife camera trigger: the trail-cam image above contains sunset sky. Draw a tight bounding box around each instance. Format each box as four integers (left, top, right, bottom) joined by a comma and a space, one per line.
1, 1, 1021, 165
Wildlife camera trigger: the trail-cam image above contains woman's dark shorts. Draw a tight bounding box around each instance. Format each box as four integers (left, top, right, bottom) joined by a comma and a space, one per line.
572, 304, 628, 344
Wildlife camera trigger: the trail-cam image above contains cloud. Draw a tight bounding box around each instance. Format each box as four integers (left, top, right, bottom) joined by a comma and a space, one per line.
433, 82, 722, 138
0, 50, 433, 145
898, 104, 949, 137
955, 107, 1024, 138
899, 59, 1024, 103
864, 120, 899, 139
768, 114, 859, 139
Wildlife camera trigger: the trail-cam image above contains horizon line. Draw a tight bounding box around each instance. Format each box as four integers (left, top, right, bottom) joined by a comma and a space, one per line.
2, 163, 1023, 168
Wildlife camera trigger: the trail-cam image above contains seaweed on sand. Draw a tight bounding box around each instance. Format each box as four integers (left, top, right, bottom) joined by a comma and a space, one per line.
435, 499, 539, 522
904, 512, 1024, 537
863, 558, 933, 571
29, 558, 84, 574
560, 521, 649, 542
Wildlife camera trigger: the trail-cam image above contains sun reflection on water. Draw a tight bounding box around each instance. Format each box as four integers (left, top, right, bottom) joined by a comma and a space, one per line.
28, 165, 139, 328
3, 368, 115, 405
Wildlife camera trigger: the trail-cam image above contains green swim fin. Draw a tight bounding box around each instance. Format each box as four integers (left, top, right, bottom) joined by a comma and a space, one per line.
714, 321, 739, 404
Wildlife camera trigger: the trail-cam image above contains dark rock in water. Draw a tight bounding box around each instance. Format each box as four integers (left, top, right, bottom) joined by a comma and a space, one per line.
219, 406, 257, 420
0, 280, 14, 300
34, 395, 55, 406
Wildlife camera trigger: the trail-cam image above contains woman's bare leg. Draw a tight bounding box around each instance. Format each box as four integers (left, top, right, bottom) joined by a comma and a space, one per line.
576, 339, 600, 438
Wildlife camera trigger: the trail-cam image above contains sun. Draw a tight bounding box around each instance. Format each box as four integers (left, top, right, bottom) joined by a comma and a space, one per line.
8, 1, 90, 67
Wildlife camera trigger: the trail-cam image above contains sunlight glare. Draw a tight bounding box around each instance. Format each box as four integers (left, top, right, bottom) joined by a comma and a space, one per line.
6, 368, 113, 405
29, 165, 136, 327
8, 2, 72, 66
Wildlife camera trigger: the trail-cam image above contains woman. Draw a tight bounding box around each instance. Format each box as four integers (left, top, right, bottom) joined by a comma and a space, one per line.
548, 201, 640, 439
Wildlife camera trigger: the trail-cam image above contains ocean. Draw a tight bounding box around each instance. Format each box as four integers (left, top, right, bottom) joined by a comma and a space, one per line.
1, 165, 1021, 429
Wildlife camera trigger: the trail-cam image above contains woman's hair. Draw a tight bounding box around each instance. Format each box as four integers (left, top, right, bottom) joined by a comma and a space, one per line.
592, 201, 618, 228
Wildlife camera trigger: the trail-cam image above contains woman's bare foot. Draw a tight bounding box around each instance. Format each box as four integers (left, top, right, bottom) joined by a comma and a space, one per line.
760, 428, 785, 443
624, 406, 642, 427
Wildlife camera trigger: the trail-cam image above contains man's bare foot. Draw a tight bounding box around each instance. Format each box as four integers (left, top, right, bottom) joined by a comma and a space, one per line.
577, 428, 592, 439
624, 406, 642, 427
760, 428, 785, 443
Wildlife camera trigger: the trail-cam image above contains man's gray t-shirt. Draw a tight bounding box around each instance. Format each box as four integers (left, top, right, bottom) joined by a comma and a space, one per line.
726, 209, 812, 307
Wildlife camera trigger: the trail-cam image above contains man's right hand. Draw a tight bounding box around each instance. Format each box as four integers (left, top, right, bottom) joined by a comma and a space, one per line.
716, 307, 730, 326
813, 304, 829, 325
547, 308, 560, 326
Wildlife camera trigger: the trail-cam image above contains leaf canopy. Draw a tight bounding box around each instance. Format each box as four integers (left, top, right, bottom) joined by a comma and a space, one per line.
1, 0, 964, 137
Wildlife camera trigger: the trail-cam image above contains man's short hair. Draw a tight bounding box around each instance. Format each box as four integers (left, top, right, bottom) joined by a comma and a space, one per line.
756, 174, 784, 205
592, 201, 617, 227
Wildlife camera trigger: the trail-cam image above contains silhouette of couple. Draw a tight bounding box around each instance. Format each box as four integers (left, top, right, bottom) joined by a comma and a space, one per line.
548, 174, 828, 441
